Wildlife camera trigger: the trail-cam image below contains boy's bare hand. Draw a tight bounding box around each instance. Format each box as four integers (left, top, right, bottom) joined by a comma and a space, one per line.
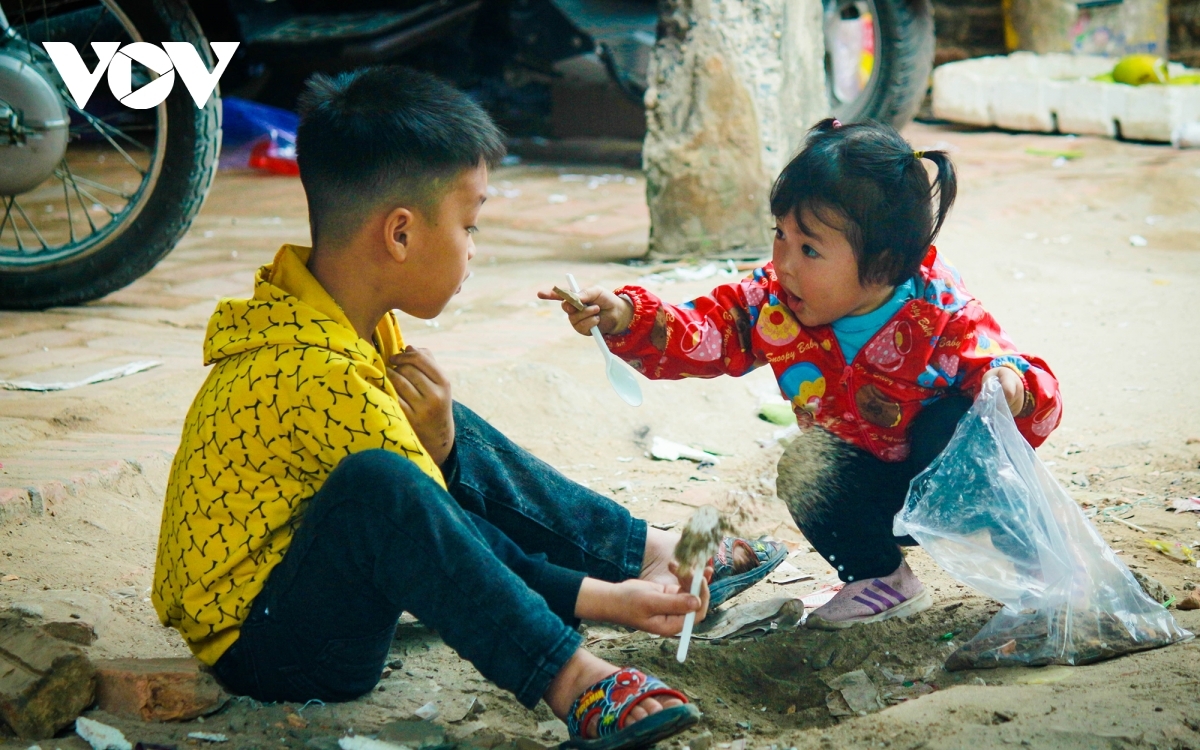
984, 366, 1026, 416
537, 287, 635, 336
666, 559, 712, 598
388, 346, 455, 465
575, 570, 711, 636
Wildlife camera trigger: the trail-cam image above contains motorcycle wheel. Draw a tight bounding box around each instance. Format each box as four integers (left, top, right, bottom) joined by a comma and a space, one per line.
0, 0, 219, 310
823, 0, 934, 129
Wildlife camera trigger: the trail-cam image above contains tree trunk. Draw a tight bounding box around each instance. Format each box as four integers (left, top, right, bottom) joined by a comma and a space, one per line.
644, 0, 828, 258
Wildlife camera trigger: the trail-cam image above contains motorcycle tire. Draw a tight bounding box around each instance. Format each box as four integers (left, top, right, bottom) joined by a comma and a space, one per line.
0, 0, 220, 310
825, 0, 934, 130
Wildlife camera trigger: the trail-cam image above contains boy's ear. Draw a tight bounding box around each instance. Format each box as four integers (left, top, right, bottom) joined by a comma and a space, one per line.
383, 207, 414, 263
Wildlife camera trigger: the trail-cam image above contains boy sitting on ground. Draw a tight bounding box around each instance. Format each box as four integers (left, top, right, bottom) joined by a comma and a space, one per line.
151, 66, 778, 749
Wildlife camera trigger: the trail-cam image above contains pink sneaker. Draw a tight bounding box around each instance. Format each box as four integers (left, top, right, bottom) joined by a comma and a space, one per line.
805, 560, 931, 630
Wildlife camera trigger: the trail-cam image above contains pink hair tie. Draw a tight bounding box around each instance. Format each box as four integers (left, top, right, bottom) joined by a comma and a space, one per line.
831, 119, 842, 129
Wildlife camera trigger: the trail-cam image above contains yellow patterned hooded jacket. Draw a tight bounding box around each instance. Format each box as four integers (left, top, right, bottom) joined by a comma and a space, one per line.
152, 244, 444, 665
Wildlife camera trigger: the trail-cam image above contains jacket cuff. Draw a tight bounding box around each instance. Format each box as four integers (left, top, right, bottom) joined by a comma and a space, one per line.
606, 286, 659, 353
1015, 366, 1046, 420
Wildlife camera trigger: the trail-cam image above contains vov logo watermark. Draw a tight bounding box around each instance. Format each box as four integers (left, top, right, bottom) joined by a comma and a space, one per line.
42, 41, 240, 109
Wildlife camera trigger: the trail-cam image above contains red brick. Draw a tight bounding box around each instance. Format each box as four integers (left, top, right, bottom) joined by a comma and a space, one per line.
94, 658, 228, 722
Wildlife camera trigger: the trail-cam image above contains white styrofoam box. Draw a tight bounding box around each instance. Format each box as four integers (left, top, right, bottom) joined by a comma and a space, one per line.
1116, 85, 1200, 141
991, 77, 1056, 131
1120, 86, 1172, 141
930, 66, 990, 126
932, 52, 1200, 143
1055, 80, 1124, 137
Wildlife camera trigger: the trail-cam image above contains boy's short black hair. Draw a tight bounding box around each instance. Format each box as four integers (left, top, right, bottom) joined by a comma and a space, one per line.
769, 118, 957, 287
296, 66, 506, 246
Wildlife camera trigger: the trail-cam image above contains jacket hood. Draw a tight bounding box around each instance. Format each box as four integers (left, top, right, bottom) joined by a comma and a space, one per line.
203, 244, 404, 370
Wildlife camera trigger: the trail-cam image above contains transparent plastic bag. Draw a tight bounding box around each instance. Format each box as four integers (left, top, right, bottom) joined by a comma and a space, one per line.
894, 378, 1192, 670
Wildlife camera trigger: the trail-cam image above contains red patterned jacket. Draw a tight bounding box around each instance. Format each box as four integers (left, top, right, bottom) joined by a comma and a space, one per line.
607, 247, 1062, 462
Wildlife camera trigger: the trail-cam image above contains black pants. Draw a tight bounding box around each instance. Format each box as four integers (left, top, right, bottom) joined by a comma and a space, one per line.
776, 395, 971, 582
212, 402, 647, 708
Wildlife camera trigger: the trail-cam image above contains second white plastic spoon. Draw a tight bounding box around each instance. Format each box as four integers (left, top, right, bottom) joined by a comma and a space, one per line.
566, 273, 643, 407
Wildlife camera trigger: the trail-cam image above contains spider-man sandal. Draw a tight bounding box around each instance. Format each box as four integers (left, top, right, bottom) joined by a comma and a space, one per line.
560, 668, 701, 750
707, 537, 787, 610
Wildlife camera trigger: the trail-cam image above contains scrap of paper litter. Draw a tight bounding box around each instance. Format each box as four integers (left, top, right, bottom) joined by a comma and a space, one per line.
768, 561, 814, 585
650, 436, 719, 463
694, 597, 804, 640
75, 717, 132, 750
0, 361, 161, 392
801, 583, 844, 609
1169, 497, 1200, 513
338, 737, 406, 750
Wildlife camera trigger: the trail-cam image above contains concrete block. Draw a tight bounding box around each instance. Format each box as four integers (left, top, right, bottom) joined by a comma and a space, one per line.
26, 481, 68, 515
0, 613, 97, 739
94, 658, 228, 722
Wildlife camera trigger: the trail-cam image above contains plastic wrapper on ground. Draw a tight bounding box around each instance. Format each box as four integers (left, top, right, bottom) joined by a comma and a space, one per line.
894, 378, 1192, 670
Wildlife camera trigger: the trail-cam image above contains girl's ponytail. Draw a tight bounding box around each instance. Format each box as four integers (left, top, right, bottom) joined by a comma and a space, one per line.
918, 150, 957, 247
811, 117, 843, 135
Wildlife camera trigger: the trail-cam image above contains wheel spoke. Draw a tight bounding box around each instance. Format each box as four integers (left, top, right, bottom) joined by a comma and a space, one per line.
74, 110, 157, 133
61, 160, 98, 233
66, 102, 150, 172
12, 198, 50, 250
62, 173, 78, 244
71, 181, 119, 217
73, 105, 152, 153
0, 197, 16, 247
19, 0, 36, 62
81, 4, 108, 48
1, 197, 27, 252
54, 169, 133, 200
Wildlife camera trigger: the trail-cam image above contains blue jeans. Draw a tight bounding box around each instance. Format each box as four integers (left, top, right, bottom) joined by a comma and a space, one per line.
778, 395, 972, 582
213, 402, 648, 708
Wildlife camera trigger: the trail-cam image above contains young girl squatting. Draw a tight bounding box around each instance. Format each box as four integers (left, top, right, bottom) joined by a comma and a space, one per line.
542, 119, 1063, 629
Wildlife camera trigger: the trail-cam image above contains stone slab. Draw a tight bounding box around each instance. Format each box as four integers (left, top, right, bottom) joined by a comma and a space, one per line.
0, 613, 96, 739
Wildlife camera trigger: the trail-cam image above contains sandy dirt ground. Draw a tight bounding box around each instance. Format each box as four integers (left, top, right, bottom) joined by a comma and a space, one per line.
1, 122, 1200, 750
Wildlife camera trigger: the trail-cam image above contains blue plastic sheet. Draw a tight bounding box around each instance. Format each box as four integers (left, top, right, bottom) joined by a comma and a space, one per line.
219, 97, 298, 175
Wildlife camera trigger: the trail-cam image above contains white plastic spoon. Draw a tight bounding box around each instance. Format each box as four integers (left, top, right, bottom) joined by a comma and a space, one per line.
566, 273, 643, 407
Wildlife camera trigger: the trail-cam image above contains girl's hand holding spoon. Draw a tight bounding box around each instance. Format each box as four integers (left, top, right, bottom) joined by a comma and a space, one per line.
543, 276, 643, 407
539, 285, 634, 336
